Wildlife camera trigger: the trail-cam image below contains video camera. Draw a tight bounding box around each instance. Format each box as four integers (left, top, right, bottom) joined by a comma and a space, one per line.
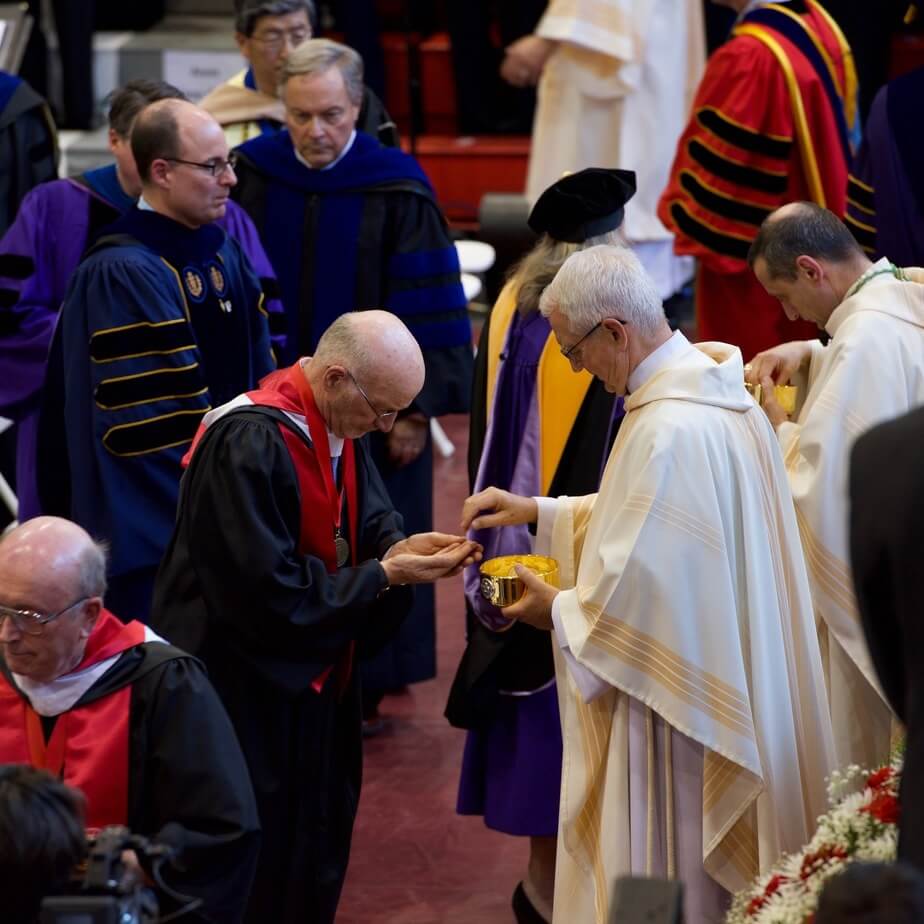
39, 825, 193, 924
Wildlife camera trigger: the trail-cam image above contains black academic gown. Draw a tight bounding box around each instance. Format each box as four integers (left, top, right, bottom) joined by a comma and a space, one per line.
0, 643, 260, 924
850, 405, 924, 872
232, 129, 474, 694
150, 409, 414, 924
446, 302, 622, 728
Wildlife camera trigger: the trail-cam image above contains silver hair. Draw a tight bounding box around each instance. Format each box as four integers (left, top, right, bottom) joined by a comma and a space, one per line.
279, 38, 364, 106
539, 244, 665, 338
78, 540, 109, 599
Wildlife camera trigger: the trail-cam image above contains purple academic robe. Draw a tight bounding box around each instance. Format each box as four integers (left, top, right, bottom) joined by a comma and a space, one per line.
846, 66, 924, 266
0, 167, 285, 518
457, 311, 564, 837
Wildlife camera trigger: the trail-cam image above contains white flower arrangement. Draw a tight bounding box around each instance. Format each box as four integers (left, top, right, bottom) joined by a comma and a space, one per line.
725, 754, 901, 924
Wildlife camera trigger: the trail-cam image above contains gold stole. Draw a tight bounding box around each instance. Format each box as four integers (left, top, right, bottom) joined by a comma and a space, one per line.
485, 281, 595, 495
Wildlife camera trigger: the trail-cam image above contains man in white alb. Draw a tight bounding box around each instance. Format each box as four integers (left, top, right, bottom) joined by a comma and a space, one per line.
502, 0, 705, 300
462, 244, 835, 924
747, 201, 924, 770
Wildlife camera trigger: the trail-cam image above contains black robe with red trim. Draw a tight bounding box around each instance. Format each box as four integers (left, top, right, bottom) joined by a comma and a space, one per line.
0, 636, 260, 924
150, 380, 414, 924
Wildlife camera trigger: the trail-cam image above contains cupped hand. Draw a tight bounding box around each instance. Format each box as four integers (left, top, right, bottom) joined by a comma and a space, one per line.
460, 487, 538, 531
382, 538, 482, 585
500, 35, 556, 87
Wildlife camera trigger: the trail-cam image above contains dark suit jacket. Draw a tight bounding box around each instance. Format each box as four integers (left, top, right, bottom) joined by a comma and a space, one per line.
850, 404, 924, 869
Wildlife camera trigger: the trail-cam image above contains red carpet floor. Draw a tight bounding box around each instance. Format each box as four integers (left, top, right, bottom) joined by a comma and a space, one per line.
337, 413, 526, 923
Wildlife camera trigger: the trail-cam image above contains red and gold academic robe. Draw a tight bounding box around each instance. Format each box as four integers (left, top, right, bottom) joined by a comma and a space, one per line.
658, 0, 856, 360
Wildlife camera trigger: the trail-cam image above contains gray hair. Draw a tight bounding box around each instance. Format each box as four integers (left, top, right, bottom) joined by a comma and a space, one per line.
539, 244, 665, 338
77, 540, 108, 599
512, 228, 623, 317
235, 0, 315, 37
280, 38, 364, 107
748, 201, 863, 280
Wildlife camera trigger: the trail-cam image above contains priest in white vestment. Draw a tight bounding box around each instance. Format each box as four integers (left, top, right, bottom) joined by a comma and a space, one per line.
747, 201, 924, 771
462, 245, 836, 924
502, 0, 705, 299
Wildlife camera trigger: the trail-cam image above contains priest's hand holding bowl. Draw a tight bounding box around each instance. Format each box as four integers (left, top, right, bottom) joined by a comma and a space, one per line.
502, 566, 558, 631
381, 532, 482, 585
746, 341, 810, 429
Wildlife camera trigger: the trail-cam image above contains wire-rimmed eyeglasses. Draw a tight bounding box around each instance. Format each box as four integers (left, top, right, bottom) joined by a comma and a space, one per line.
560, 318, 629, 360
347, 371, 398, 423
0, 597, 90, 636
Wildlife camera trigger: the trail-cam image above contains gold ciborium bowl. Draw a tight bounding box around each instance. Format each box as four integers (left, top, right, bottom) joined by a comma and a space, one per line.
745, 382, 798, 415
479, 554, 560, 608
743, 365, 798, 415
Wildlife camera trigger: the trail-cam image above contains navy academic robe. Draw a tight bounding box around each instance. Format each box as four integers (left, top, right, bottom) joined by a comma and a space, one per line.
39, 209, 275, 622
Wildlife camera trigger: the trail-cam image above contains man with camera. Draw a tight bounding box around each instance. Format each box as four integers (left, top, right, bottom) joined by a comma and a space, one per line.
0, 517, 261, 923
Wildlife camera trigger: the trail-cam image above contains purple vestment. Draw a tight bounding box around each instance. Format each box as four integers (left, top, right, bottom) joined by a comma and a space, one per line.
457, 310, 563, 836
0, 168, 284, 518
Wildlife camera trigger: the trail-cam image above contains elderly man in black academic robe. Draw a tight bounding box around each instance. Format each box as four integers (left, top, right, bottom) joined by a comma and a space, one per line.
231, 37, 474, 715
151, 310, 481, 924
0, 516, 260, 923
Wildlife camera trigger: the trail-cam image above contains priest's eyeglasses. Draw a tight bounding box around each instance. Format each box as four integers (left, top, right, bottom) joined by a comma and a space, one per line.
165, 152, 239, 177
0, 597, 90, 636
347, 371, 398, 423
560, 318, 628, 360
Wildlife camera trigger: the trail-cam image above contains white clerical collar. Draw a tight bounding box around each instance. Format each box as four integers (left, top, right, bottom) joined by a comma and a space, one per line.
138, 195, 155, 211
737, 0, 791, 21
628, 330, 690, 393
12, 626, 166, 716
294, 130, 357, 171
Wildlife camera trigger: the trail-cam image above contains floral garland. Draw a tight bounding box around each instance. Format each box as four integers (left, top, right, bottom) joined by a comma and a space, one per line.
725, 754, 901, 924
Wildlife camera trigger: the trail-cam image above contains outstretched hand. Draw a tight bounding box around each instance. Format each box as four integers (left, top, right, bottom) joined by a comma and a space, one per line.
460, 488, 538, 532
382, 533, 483, 585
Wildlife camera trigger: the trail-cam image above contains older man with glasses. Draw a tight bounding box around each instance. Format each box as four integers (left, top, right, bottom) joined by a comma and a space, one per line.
0, 516, 260, 923
152, 309, 481, 924
38, 98, 275, 624
200, 0, 398, 149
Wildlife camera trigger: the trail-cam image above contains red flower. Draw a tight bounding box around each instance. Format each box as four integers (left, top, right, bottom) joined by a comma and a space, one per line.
862, 792, 900, 825
747, 874, 789, 914
800, 845, 847, 880
866, 767, 894, 791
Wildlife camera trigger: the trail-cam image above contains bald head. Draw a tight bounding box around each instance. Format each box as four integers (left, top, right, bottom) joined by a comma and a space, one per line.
308, 311, 426, 439
0, 518, 107, 606
315, 311, 425, 394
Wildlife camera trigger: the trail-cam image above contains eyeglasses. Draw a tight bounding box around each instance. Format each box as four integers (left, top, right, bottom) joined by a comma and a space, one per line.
560, 318, 628, 360
164, 152, 238, 178
347, 371, 398, 423
252, 27, 310, 52
0, 597, 90, 637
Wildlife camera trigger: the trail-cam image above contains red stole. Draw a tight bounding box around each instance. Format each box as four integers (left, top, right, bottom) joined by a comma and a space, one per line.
186, 363, 360, 691
0, 611, 146, 829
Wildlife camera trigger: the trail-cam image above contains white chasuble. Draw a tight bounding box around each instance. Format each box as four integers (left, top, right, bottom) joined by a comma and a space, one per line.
538, 342, 835, 924
527, 0, 705, 298
776, 260, 924, 769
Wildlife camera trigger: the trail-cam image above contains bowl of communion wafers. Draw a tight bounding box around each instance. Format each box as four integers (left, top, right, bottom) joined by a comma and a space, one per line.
479, 554, 560, 608
743, 365, 798, 415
